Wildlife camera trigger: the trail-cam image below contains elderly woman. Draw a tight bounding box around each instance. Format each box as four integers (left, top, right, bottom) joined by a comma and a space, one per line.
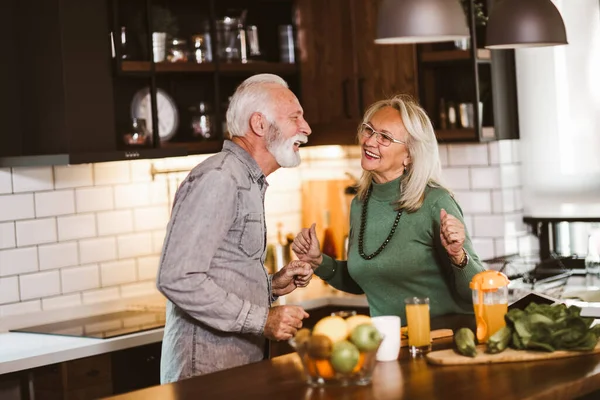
292, 94, 486, 322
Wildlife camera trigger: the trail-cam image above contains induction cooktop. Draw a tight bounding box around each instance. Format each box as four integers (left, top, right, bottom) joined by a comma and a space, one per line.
10, 310, 166, 339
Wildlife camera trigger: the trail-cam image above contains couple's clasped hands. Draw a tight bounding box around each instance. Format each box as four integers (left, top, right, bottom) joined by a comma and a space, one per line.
265, 259, 314, 341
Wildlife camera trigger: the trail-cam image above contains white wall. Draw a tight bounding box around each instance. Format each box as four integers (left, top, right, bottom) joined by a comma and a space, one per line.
516, 0, 600, 207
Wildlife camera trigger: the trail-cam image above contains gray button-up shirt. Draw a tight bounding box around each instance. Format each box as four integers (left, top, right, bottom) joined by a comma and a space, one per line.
157, 141, 275, 383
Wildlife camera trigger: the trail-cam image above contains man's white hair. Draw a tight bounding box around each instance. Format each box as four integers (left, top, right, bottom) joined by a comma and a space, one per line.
226, 74, 289, 138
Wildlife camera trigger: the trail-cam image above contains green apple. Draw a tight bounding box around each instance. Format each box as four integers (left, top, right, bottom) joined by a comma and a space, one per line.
330, 340, 360, 374
350, 323, 383, 351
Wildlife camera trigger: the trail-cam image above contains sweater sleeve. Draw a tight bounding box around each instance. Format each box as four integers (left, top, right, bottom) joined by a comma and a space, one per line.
431, 191, 486, 303
314, 255, 364, 295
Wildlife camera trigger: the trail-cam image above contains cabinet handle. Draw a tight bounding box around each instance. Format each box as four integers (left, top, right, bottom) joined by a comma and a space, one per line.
342, 79, 352, 119
357, 78, 366, 116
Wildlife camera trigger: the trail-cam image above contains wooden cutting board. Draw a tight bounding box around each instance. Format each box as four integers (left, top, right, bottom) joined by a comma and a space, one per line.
400, 328, 454, 348
426, 342, 600, 365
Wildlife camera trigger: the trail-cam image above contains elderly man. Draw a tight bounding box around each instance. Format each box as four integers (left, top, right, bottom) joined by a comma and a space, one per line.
157, 74, 313, 383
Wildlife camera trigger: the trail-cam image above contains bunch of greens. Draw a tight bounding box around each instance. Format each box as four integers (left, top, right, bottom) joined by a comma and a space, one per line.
486, 303, 600, 354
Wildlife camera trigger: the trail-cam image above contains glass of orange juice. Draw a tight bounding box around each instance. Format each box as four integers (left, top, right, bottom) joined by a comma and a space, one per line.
404, 297, 431, 356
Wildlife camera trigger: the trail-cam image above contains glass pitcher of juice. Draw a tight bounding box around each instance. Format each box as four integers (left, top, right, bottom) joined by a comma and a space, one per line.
469, 271, 510, 343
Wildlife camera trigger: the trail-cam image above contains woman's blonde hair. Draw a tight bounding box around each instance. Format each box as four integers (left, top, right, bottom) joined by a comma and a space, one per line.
356, 94, 449, 212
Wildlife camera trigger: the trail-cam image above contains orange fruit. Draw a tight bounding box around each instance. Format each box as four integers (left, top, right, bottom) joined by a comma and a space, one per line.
302, 354, 318, 378
314, 359, 335, 379
352, 353, 366, 373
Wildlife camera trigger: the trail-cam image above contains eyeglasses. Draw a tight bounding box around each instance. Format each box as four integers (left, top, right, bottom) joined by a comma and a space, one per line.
360, 123, 406, 147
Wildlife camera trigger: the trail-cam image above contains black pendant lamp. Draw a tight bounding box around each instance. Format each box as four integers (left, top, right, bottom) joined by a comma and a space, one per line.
486, 0, 568, 49
375, 0, 470, 44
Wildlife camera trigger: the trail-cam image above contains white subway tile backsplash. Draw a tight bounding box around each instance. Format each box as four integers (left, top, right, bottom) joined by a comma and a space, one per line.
16, 218, 57, 247
149, 181, 169, 205
38, 242, 78, 270
438, 145, 449, 167
470, 167, 501, 190
79, 237, 117, 264
82, 287, 120, 304
0, 300, 41, 317
0, 194, 35, 222
35, 190, 75, 217
152, 230, 166, 253
488, 141, 513, 165
130, 160, 152, 183
0, 168, 12, 194
495, 238, 519, 257
137, 256, 159, 280
120, 280, 159, 298
0, 222, 15, 249
42, 293, 82, 311
447, 143, 489, 166
0, 144, 525, 320
514, 189, 523, 211
133, 207, 169, 231
54, 165, 93, 189
75, 187, 114, 213
473, 215, 506, 238
518, 234, 540, 256
117, 233, 153, 259
57, 214, 96, 241
20, 271, 61, 300
0, 247, 38, 277
453, 191, 492, 214
500, 165, 521, 188
100, 259, 137, 286
114, 183, 151, 209
472, 238, 496, 260
512, 140, 521, 164
97, 210, 134, 236
12, 167, 53, 193
0, 276, 19, 304
442, 168, 470, 190
61, 265, 100, 293
94, 161, 131, 186
492, 189, 516, 214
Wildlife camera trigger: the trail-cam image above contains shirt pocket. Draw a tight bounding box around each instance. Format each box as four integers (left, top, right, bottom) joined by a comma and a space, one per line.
238, 212, 263, 257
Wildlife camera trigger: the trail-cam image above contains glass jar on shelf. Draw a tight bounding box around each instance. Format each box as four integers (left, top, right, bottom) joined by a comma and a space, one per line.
167, 38, 190, 63
190, 102, 215, 140
123, 118, 150, 146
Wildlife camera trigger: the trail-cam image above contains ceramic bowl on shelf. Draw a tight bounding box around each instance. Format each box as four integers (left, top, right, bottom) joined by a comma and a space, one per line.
289, 310, 383, 387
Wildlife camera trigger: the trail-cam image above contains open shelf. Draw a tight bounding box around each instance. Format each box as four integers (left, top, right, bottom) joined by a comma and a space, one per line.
219, 61, 298, 75
421, 49, 491, 63
121, 61, 297, 75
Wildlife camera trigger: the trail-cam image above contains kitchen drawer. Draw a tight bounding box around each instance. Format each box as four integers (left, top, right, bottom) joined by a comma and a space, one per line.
34, 354, 112, 391
36, 383, 113, 400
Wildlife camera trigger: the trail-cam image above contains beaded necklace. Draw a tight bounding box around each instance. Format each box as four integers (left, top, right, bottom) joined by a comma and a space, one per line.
358, 185, 403, 260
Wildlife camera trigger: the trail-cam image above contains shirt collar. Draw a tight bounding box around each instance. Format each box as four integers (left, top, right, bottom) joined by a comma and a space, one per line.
223, 140, 267, 185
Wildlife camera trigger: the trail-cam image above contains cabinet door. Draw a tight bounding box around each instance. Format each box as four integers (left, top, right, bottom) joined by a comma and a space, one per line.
297, 0, 360, 145
353, 0, 417, 113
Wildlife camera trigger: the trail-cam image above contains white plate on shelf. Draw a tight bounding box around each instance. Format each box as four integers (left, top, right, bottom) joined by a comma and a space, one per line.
130, 87, 179, 142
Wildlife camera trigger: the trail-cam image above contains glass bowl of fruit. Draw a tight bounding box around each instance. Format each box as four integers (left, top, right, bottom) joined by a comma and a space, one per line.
289, 311, 383, 386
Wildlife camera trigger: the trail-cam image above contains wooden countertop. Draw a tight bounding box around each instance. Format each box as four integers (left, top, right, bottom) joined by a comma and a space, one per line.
101, 314, 600, 400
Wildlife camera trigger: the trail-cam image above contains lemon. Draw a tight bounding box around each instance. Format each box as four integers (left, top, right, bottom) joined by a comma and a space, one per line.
345, 314, 372, 333
312, 316, 349, 343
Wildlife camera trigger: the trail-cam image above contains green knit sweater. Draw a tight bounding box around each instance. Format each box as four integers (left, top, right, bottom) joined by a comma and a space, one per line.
315, 177, 486, 324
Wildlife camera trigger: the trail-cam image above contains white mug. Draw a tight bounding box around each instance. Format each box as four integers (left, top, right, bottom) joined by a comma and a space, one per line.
371, 315, 401, 362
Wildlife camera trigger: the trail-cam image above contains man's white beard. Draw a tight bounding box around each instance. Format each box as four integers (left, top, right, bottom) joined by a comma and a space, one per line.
266, 124, 304, 168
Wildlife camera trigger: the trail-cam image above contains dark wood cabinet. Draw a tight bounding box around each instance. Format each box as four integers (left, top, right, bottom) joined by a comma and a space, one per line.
415, 0, 519, 142
298, 0, 417, 146
111, 342, 162, 395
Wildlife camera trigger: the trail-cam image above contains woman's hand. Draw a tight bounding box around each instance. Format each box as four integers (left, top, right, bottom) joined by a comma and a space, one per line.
292, 223, 323, 269
440, 209, 466, 265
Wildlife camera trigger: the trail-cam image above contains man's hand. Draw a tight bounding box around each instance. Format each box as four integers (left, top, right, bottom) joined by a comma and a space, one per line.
292, 223, 323, 268
440, 208, 466, 264
263, 305, 309, 341
272, 260, 313, 297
